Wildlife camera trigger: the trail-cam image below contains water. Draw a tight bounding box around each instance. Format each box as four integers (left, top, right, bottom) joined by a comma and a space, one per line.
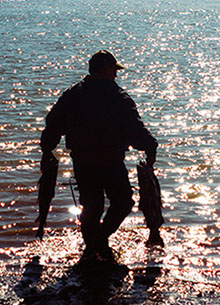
0, 0, 220, 303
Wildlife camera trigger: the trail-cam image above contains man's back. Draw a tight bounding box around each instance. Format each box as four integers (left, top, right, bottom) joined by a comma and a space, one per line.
41, 75, 157, 158
64, 76, 127, 153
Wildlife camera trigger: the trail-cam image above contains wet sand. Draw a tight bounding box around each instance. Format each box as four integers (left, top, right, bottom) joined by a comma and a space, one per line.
1, 224, 219, 305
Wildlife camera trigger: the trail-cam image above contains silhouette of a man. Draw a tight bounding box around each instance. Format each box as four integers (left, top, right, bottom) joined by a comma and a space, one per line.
40, 50, 158, 262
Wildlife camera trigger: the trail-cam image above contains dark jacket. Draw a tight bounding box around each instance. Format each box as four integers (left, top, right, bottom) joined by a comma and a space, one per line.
40, 76, 158, 159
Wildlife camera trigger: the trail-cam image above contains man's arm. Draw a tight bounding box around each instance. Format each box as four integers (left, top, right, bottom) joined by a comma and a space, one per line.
117, 89, 158, 162
40, 91, 68, 154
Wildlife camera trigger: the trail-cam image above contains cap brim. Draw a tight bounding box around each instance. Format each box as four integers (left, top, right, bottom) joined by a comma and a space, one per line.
115, 62, 126, 70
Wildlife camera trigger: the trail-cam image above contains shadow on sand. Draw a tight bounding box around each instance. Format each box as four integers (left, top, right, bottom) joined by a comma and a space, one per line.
14, 256, 161, 305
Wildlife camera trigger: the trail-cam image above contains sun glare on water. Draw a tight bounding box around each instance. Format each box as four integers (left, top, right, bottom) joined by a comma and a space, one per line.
68, 205, 82, 216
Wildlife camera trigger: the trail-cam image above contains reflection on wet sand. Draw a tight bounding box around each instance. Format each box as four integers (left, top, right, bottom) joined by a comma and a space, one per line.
15, 256, 129, 305
12, 244, 161, 304
14, 256, 43, 303
0, 224, 219, 304
13, 257, 161, 305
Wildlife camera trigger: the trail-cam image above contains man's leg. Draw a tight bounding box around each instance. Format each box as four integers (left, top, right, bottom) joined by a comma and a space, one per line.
73, 163, 105, 252
99, 162, 135, 247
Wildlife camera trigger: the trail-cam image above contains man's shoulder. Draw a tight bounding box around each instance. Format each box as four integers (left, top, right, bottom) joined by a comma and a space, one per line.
113, 83, 134, 102
107, 81, 128, 98
56, 80, 84, 105
65, 80, 84, 95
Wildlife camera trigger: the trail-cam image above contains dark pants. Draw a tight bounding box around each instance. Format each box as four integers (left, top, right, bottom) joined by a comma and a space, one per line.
72, 153, 135, 249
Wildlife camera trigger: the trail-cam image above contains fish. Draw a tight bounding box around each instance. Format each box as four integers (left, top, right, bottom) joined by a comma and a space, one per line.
136, 161, 164, 231
35, 156, 59, 240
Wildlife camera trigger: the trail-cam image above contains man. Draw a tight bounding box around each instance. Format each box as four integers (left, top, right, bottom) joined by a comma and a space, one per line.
40, 50, 158, 263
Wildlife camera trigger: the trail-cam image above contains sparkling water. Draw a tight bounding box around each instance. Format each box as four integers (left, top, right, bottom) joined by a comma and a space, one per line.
0, 0, 220, 303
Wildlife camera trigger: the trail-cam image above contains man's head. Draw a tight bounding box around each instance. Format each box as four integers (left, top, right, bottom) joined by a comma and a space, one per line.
89, 50, 125, 80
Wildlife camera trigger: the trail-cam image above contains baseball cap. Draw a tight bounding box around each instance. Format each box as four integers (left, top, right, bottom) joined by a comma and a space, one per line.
89, 50, 126, 73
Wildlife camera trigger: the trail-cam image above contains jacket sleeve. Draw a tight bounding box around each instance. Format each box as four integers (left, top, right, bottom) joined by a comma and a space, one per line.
40, 90, 68, 153
117, 89, 158, 156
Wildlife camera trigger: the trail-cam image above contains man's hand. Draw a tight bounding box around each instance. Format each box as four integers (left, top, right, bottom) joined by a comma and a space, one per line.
146, 154, 156, 166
